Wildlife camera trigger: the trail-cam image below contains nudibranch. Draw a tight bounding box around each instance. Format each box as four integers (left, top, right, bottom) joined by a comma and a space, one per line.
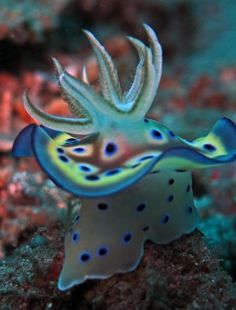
12, 24, 236, 291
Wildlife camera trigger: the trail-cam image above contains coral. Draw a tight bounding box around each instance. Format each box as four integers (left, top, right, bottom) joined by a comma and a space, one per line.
198, 207, 236, 280
0, 0, 70, 42
0, 157, 68, 259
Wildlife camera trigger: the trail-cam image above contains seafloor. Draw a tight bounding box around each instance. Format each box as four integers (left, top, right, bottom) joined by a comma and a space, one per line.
0, 1, 236, 309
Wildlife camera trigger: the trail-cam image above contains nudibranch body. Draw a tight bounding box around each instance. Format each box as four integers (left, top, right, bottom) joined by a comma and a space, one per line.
12, 25, 236, 291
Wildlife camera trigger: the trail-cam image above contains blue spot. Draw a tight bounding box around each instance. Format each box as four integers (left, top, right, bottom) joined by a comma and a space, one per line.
72, 232, 80, 244
57, 147, 64, 154
64, 138, 80, 146
74, 215, 80, 223
105, 168, 121, 176
203, 143, 216, 151
142, 225, 150, 232
123, 233, 132, 244
73, 147, 86, 153
86, 175, 99, 181
136, 203, 146, 212
149, 170, 160, 174
186, 184, 191, 192
175, 169, 186, 173
169, 131, 175, 137
139, 155, 155, 161
59, 155, 69, 163
97, 247, 108, 256
144, 118, 149, 123
80, 252, 91, 262
161, 215, 170, 224
187, 206, 193, 214
66, 138, 77, 142
97, 202, 109, 210
79, 165, 91, 172
168, 179, 175, 185
168, 195, 174, 202
151, 129, 163, 139
105, 142, 118, 156
131, 163, 141, 169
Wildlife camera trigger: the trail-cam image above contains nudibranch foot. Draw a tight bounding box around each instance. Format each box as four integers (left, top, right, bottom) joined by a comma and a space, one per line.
58, 170, 199, 291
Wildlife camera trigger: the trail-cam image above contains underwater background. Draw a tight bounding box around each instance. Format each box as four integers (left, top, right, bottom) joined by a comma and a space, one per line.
0, 0, 236, 309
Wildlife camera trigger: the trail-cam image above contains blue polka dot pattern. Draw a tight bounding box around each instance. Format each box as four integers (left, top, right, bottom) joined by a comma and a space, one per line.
59, 155, 69, 163
57, 147, 64, 154
105, 142, 118, 156
168, 195, 174, 202
142, 225, 150, 232
72, 232, 80, 244
187, 206, 193, 214
79, 165, 91, 172
80, 253, 91, 262
97, 203, 109, 210
169, 131, 175, 137
161, 215, 170, 224
98, 247, 108, 256
86, 175, 99, 181
64, 138, 80, 146
136, 203, 146, 212
73, 147, 86, 153
151, 129, 163, 139
203, 143, 216, 151
131, 163, 141, 169
105, 168, 121, 176
66, 138, 77, 143
149, 170, 160, 174
139, 155, 155, 161
74, 215, 80, 223
123, 233, 132, 243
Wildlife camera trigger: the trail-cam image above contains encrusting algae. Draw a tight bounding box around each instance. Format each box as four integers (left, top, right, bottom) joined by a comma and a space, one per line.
12, 24, 236, 290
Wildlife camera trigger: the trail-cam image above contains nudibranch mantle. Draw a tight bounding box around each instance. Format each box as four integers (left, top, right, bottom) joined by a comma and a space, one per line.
12, 24, 236, 291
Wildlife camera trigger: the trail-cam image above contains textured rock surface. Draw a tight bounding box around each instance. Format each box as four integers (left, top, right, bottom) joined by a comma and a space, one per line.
0, 0, 69, 42
0, 228, 236, 310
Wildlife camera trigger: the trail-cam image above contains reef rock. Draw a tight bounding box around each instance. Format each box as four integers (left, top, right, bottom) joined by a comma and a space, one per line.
0, 228, 235, 309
